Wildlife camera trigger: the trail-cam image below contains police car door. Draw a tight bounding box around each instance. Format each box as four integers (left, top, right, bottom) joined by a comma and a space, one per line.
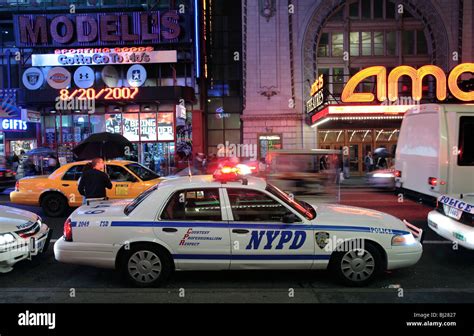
224, 187, 314, 270
158, 188, 231, 270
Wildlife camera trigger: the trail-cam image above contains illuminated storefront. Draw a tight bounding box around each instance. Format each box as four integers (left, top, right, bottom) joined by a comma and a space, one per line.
15, 4, 201, 175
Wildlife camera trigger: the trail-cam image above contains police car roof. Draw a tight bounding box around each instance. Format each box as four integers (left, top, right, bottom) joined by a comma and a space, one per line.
160, 174, 268, 189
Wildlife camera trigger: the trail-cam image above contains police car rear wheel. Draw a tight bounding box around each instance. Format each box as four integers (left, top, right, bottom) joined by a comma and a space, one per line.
121, 245, 171, 287
332, 243, 382, 286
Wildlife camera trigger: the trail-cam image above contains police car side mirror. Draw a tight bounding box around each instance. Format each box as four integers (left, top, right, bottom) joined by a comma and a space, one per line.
282, 213, 298, 224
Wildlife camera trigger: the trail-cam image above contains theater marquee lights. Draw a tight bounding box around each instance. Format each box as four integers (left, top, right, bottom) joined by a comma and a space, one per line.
341, 63, 474, 103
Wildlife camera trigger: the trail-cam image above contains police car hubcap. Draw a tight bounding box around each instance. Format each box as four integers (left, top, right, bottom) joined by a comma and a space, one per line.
128, 251, 162, 283
341, 249, 375, 281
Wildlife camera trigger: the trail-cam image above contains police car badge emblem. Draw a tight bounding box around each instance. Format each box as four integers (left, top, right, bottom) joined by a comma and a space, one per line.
315, 232, 330, 249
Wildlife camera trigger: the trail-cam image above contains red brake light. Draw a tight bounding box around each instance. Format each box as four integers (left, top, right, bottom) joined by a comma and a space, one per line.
0, 172, 3, 177
394, 170, 401, 178
15, 181, 19, 191
64, 218, 73, 242
428, 177, 438, 186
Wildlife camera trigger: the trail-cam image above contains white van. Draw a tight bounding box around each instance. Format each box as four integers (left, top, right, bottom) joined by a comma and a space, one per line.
395, 104, 474, 200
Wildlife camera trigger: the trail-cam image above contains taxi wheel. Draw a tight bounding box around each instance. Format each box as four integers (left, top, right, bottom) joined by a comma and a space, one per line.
120, 244, 172, 288
41, 193, 67, 217
331, 242, 382, 287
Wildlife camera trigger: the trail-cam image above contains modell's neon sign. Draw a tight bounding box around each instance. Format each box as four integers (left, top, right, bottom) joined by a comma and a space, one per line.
341, 63, 474, 103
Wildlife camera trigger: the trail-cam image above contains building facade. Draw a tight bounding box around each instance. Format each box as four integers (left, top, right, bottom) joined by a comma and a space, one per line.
242, 0, 473, 174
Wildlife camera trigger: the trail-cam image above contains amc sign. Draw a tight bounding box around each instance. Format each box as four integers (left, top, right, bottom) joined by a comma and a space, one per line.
14, 11, 185, 47
342, 63, 474, 103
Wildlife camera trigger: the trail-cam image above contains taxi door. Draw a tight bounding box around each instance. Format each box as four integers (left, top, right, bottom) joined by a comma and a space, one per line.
105, 164, 139, 199
223, 187, 315, 270
154, 187, 231, 270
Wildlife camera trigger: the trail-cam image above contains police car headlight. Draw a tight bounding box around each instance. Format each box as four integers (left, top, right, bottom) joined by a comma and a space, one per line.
392, 233, 416, 246
0, 233, 16, 246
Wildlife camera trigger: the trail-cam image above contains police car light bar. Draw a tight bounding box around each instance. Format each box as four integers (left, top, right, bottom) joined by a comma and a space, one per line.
213, 165, 249, 185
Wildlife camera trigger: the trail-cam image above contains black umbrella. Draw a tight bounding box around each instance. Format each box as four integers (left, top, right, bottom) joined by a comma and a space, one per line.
73, 132, 133, 160
374, 147, 390, 158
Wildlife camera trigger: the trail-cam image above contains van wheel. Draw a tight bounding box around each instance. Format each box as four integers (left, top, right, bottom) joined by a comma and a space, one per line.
41, 193, 67, 217
120, 244, 172, 287
331, 242, 382, 287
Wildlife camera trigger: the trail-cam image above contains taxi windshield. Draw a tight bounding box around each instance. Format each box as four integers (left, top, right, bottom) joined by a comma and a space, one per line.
126, 163, 160, 181
265, 183, 316, 220
124, 184, 159, 215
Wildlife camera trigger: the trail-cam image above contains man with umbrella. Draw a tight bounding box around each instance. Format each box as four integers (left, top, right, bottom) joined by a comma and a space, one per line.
78, 158, 112, 204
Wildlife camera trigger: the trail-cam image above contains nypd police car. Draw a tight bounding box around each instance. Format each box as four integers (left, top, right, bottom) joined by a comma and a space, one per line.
428, 194, 474, 249
54, 168, 423, 287
0, 205, 51, 273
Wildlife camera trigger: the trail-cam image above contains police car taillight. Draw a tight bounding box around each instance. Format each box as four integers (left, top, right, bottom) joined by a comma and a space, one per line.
64, 218, 73, 242
428, 177, 438, 186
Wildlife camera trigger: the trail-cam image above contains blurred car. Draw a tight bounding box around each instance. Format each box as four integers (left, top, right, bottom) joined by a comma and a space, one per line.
10, 160, 163, 217
0, 168, 16, 192
428, 194, 474, 249
0, 205, 51, 273
366, 167, 396, 189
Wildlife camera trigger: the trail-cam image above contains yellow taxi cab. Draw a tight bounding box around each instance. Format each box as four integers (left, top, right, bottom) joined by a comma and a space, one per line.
10, 160, 163, 217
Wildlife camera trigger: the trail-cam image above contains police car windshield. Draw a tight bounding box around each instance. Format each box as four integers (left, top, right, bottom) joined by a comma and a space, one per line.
266, 183, 316, 220
124, 184, 159, 215
126, 163, 159, 181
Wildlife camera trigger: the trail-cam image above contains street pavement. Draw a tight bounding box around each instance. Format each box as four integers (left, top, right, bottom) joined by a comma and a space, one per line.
0, 181, 473, 303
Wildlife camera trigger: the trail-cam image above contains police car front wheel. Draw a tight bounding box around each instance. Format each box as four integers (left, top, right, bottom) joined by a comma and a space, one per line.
331, 242, 383, 287
120, 244, 172, 287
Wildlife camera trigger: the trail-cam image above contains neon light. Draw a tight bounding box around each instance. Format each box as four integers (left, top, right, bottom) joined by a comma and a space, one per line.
328, 105, 415, 114
342, 63, 474, 103
310, 74, 324, 96
341, 66, 387, 102
59, 88, 139, 100
387, 65, 446, 101
448, 63, 474, 101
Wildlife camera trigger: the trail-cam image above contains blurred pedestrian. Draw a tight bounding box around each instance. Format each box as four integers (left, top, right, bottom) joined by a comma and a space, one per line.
364, 152, 374, 173
11, 153, 20, 172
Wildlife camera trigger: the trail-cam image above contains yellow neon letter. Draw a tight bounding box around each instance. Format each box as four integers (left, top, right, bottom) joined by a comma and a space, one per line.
448, 63, 474, 101
387, 65, 446, 101
341, 66, 387, 103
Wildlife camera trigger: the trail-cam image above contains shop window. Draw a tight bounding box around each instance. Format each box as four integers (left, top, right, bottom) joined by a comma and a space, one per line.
207, 114, 224, 130
224, 130, 241, 145
208, 130, 224, 146
350, 32, 359, 56
386, 31, 397, 56
122, 113, 139, 142
349, 1, 359, 19
161, 188, 222, 221
331, 33, 344, 57
361, 32, 371, 56
361, 0, 371, 19
373, 32, 384, 55
106, 114, 122, 134
402, 30, 415, 55
224, 113, 241, 129
227, 188, 291, 222
386, 0, 395, 19
140, 113, 157, 142
157, 112, 174, 141
417, 30, 428, 54
318, 32, 329, 57
374, 0, 383, 18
